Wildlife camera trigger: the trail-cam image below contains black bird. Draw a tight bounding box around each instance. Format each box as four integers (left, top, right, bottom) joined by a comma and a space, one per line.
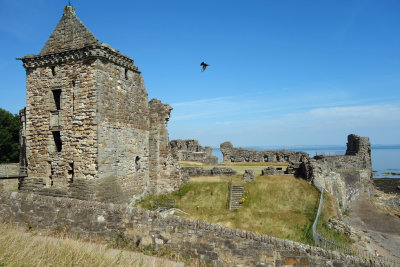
200, 62, 209, 72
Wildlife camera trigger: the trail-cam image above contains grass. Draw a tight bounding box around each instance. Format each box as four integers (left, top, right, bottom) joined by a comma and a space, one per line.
179, 161, 289, 175
316, 193, 353, 246
137, 174, 348, 246
0, 222, 187, 267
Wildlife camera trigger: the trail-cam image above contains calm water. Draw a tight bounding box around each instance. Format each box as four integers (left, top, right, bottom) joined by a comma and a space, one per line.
212, 146, 400, 179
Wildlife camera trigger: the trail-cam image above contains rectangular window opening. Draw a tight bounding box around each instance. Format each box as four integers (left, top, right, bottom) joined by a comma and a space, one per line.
52, 89, 61, 110
52, 131, 62, 152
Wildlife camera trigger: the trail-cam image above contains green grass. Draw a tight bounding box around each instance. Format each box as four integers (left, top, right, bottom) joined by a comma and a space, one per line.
316, 193, 353, 246
136, 174, 348, 246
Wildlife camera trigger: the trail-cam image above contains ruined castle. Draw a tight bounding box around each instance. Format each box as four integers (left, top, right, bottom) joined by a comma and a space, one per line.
170, 139, 218, 165
219, 134, 373, 210
17, 5, 182, 204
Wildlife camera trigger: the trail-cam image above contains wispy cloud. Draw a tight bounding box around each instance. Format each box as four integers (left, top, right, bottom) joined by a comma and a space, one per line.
170, 90, 399, 123
169, 97, 400, 146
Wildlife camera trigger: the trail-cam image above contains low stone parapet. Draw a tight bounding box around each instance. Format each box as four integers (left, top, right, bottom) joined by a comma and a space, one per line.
182, 167, 236, 177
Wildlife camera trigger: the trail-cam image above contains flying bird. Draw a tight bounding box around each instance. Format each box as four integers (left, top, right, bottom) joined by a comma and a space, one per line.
200, 62, 209, 72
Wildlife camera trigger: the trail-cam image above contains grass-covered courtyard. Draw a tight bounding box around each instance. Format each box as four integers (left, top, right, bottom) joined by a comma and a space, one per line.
136, 163, 352, 246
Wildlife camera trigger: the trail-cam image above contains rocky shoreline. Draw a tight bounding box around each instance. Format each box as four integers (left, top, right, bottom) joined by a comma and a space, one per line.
373, 178, 400, 195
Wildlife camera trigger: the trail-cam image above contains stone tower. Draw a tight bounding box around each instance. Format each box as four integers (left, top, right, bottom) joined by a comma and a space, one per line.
18, 5, 182, 203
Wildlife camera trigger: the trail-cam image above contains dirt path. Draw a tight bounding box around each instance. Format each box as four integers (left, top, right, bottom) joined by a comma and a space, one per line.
343, 192, 400, 260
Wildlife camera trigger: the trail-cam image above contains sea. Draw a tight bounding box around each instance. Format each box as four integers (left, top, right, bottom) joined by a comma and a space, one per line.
212, 145, 400, 179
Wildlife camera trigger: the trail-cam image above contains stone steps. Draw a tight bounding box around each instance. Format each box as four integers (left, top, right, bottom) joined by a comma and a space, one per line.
229, 185, 244, 210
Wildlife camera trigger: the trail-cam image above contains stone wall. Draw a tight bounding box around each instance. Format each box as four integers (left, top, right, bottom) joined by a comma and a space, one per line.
182, 167, 237, 177
0, 190, 378, 267
149, 99, 183, 198
302, 134, 373, 210
220, 142, 308, 163
23, 60, 99, 186
170, 140, 218, 165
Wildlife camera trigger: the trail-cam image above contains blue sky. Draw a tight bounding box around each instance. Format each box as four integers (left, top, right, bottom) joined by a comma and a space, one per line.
1, 0, 400, 147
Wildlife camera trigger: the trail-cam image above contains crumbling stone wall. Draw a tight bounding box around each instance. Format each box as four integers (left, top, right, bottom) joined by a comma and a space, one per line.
170, 139, 218, 165
149, 99, 182, 198
0, 190, 378, 267
302, 134, 373, 210
17, 6, 182, 204
220, 142, 308, 163
182, 167, 237, 177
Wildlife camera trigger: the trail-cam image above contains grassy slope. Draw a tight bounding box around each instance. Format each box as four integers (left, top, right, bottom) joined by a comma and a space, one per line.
138, 172, 351, 246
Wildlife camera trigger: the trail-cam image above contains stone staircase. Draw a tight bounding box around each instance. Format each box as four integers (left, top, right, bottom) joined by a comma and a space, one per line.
228, 184, 244, 210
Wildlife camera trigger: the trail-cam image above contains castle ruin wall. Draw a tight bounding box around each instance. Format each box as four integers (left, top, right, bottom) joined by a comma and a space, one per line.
220, 141, 309, 163
302, 134, 373, 210
170, 139, 218, 165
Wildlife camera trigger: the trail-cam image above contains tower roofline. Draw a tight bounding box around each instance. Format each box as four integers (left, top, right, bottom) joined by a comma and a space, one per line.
39, 5, 98, 55
17, 43, 140, 72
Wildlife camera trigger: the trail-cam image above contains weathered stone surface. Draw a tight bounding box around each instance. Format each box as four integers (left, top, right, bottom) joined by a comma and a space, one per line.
40, 6, 98, 55
170, 139, 218, 165
17, 5, 182, 204
261, 167, 286, 176
0, 190, 382, 267
182, 167, 236, 177
302, 134, 373, 211
243, 169, 254, 182
220, 141, 308, 163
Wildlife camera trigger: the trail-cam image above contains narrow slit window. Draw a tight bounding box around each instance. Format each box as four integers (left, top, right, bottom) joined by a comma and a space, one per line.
135, 156, 140, 171
68, 162, 74, 182
52, 89, 61, 110
125, 68, 128, 80
51, 66, 56, 76
52, 131, 62, 152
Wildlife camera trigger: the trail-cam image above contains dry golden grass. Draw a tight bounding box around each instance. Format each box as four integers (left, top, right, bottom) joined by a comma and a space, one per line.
0, 221, 184, 267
